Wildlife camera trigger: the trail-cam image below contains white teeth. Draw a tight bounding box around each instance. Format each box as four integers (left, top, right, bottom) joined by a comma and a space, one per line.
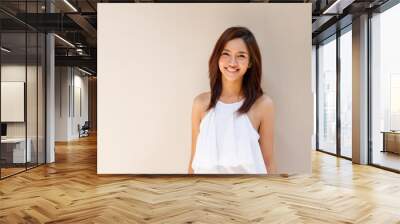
226, 67, 239, 72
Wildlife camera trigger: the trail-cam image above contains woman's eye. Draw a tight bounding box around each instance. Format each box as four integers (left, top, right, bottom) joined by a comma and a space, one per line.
238, 55, 246, 58
222, 52, 229, 56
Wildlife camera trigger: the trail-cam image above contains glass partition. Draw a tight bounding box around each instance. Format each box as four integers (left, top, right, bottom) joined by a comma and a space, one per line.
0, 1, 46, 179
38, 32, 45, 165
27, 31, 38, 169
317, 36, 337, 154
25, 0, 45, 170
0, 31, 28, 178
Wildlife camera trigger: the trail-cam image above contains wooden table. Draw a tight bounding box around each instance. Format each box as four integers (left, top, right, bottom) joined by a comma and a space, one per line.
1, 138, 32, 164
381, 131, 400, 154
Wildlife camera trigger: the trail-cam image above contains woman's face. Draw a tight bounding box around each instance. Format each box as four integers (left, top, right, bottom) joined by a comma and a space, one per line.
218, 38, 250, 83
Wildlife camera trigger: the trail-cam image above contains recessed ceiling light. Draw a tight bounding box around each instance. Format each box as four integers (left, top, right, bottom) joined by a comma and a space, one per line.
78, 67, 93, 76
1, 47, 11, 53
323, 0, 354, 15
54, 34, 75, 48
63, 0, 78, 12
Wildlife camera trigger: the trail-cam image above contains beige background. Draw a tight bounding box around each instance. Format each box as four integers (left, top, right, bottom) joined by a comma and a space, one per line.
97, 3, 312, 174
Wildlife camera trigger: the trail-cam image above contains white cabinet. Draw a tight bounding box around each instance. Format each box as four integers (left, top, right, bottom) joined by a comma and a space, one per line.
1, 138, 32, 163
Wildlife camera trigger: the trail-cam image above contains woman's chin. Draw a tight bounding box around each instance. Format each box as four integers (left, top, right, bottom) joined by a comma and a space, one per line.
222, 72, 242, 82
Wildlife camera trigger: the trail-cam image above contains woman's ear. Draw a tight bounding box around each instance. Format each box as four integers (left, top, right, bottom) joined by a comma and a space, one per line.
248, 62, 252, 68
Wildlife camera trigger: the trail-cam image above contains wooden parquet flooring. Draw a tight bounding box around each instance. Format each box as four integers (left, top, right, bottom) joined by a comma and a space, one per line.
1, 134, 400, 223
0, 167, 26, 178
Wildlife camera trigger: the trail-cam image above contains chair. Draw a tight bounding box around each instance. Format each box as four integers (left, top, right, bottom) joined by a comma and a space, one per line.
79, 121, 90, 138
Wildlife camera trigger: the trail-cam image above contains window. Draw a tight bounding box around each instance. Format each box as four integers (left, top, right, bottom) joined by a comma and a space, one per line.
371, 2, 400, 171
340, 28, 352, 158
318, 36, 337, 154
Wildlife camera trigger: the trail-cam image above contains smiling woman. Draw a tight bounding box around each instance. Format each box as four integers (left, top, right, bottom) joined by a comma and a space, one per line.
189, 27, 276, 174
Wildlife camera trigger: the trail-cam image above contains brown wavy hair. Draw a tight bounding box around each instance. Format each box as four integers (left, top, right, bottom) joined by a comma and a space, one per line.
207, 26, 263, 114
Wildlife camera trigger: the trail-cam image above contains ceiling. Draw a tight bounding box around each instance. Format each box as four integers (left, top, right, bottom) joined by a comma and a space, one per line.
0, 0, 392, 75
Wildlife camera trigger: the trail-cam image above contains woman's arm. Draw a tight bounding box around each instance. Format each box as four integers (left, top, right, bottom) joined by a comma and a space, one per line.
188, 95, 204, 174
258, 96, 276, 174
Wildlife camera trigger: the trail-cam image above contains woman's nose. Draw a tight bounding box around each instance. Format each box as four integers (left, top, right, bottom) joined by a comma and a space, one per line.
228, 56, 238, 66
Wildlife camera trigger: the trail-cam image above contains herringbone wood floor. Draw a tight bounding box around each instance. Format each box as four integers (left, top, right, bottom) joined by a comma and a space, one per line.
0, 134, 400, 224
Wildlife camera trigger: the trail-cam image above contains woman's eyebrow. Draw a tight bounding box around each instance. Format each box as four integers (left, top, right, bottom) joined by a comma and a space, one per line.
222, 49, 248, 54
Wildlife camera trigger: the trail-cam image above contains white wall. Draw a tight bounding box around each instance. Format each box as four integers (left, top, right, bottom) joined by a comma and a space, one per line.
55, 67, 69, 141
72, 72, 89, 138
55, 67, 89, 141
98, 3, 313, 174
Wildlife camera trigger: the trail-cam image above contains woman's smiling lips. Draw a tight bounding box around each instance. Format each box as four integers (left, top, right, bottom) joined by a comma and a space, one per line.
224, 67, 239, 73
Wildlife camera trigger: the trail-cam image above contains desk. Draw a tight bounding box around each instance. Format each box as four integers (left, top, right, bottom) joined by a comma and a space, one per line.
1, 138, 31, 163
382, 131, 400, 154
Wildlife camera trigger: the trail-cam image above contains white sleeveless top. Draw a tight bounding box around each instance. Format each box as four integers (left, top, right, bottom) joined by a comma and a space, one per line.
192, 99, 267, 174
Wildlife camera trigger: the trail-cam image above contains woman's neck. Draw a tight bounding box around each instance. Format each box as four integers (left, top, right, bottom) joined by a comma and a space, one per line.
220, 79, 243, 101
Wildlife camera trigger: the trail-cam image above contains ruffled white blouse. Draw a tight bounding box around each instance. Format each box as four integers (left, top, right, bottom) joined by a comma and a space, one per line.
192, 99, 267, 174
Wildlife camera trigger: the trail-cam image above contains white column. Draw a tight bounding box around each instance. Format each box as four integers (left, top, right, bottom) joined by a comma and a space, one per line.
352, 14, 369, 164
45, 1, 56, 163
46, 33, 55, 163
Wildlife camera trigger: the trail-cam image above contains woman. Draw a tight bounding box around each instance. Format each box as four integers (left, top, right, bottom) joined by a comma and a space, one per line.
189, 26, 276, 174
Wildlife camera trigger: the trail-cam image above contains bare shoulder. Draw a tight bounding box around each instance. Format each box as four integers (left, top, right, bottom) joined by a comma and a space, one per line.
253, 95, 274, 113
193, 92, 211, 113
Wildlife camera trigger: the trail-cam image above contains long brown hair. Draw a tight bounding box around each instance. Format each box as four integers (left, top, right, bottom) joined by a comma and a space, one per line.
208, 26, 263, 114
